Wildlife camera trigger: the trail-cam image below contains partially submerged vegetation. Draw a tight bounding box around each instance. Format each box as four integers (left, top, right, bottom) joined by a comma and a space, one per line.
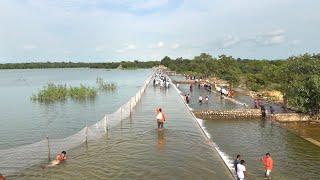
32, 78, 116, 102
96, 77, 117, 91
31, 83, 68, 101
69, 84, 97, 99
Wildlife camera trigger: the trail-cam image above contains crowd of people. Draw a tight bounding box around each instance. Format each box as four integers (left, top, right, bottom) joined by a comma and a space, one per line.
153, 71, 170, 88
234, 153, 273, 180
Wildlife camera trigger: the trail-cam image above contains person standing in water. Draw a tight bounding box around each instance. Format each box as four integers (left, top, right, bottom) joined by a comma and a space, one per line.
237, 160, 247, 180
234, 155, 241, 173
156, 108, 166, 130
270, 106, 275, 119
261, 153, 273, 179
199, 95, 203, 104
0, 173, 6, 180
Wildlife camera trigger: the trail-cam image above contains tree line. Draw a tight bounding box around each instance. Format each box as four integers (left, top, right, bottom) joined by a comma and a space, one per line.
0, 60, 159, 69
160, 53, 320, 116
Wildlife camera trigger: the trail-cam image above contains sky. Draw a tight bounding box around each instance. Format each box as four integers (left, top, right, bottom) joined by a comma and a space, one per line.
0, 0, 320, 63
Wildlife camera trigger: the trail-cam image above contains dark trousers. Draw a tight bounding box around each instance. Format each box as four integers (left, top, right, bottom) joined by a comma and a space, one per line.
158, 122, 164, 128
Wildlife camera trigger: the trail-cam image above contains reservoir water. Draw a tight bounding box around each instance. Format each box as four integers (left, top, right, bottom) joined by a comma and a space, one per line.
176, 83, 320, 180
0, 68, 151, 149
9, 75, 232, 179
2, 71, 320, 179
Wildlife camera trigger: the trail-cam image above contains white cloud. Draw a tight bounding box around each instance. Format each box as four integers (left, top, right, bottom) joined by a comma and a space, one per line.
266, 29, 286, 36
23, 45, 37, 50
125, 0, 169, 10
149, 41, 164, 49
95, 46, 107, 52
115, 43, 137, 53
124, 43, 136, 50
290, 40, 301, 45
63, 50, 72, 54
171, 43, 180, 49
157, 41, 164, 48
252, 29, 287, 46
222, 34, 240, 48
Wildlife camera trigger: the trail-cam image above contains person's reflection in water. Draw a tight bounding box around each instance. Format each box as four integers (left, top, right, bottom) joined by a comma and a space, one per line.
260, 119, 267, 128
157, 130, 166, 152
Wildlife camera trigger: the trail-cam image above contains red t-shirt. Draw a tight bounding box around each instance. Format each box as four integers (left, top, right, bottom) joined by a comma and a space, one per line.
262, 157, 273, 170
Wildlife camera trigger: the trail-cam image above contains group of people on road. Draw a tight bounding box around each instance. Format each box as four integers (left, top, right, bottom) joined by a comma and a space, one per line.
234, 153, 273, 180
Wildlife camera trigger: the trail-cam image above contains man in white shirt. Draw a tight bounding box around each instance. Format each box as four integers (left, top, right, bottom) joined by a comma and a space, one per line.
237, 160, 247, 180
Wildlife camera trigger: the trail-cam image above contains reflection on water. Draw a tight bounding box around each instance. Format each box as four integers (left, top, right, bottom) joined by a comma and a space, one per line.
10, 83, 232, 179
0, 68, 151, 149
170, 76, 320, 179
202, 118, 320, 179
280, 122, 320, 142
157, 129, 166, 152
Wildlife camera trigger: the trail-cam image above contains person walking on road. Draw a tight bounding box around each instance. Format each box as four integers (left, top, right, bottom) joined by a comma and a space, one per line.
261, 153, 273, 179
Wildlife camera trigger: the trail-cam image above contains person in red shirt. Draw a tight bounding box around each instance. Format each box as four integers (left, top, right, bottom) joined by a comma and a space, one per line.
261, 153, 273, 179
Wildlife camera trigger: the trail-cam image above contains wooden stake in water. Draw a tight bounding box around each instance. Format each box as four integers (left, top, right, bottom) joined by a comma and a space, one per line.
104, 115, 107, 132
85, 125, 88, 144
46, 135, 50, 161
120, 107, 122, 121
130, 98, 132, 116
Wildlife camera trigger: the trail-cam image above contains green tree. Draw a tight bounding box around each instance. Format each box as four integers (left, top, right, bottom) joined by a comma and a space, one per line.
277, 53, 320, 115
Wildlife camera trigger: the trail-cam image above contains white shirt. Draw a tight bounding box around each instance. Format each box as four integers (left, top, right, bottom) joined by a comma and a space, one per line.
156, 112, 163, 120
237, 164, 246, 179
199, 96, 202, 100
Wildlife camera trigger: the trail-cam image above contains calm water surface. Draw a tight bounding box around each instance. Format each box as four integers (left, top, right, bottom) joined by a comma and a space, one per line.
0, 68, 151, 149
174, 77, 320, 180
10, 82, 232, 179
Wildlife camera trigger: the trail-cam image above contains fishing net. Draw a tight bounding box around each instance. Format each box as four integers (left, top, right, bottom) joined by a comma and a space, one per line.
0, 69, 156, 176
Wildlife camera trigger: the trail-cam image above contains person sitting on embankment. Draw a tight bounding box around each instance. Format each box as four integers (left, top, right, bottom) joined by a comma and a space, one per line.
42, 151, 67, 169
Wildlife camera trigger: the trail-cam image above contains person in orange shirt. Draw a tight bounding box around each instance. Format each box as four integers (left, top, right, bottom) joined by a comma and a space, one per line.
0, 173, 6, 180
261, 153, 273, 179
156, 108, 166, 130
42, 151, 67, 169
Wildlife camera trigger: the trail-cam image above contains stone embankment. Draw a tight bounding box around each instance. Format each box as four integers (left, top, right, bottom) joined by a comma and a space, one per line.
192, 109, 262, 119
172, 80, 196, 84
274, 113, 311, 122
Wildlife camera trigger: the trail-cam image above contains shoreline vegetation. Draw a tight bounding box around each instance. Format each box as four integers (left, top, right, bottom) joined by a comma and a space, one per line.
0, 61, 159, 69
3, 52, 319, 118
31, 78, 117, 102
161, 52, 320, 119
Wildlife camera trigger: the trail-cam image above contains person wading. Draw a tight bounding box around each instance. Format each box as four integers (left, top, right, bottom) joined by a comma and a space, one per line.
156, 108, 166, 130
261, 153, 273, 179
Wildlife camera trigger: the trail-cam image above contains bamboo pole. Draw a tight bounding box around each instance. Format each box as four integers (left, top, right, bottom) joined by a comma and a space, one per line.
46, 135, 50, 162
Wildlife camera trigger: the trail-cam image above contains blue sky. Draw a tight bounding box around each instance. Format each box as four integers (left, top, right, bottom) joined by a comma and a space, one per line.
0, 0, 320, 63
